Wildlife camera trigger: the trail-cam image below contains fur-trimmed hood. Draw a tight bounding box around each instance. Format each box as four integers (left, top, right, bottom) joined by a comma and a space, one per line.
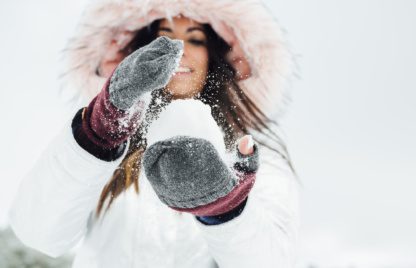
60, 0, 298, 118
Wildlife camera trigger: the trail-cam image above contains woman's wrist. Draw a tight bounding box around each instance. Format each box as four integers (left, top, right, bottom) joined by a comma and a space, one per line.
80, 70, 146, 151
196, 196, 248, 225
71, 108, 127, 161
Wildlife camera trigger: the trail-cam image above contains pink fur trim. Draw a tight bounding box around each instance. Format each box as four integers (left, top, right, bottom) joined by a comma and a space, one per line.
60, 0, 297, 118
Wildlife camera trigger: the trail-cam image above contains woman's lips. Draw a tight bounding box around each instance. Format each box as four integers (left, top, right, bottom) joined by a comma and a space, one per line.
174, 66, 193, 75
173, 72, 192, 75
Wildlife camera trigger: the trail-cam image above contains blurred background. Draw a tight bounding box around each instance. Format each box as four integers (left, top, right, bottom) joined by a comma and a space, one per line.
0, 0, 415, 267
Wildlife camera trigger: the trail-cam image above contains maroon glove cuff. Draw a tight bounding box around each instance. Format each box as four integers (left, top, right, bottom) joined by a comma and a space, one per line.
170, 171, 256, 216
72, 108, 127, 161
169, 144, 258, 217
82, 72, 145, 149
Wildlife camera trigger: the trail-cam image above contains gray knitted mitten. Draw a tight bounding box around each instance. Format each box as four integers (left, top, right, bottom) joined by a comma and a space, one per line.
142, 136, 259, 209
109, 36, 183, 110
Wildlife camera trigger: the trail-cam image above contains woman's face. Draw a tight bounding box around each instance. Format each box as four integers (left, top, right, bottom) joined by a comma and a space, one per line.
99, 16, 209, 99
157, 16, 209, 99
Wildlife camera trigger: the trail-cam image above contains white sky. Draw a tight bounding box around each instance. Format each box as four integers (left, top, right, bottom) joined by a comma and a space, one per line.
1, 0, 415, 267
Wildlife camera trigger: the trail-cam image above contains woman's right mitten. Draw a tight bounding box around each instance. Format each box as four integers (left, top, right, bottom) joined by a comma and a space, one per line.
79, 36, 184, 150
109, 36, 184, 110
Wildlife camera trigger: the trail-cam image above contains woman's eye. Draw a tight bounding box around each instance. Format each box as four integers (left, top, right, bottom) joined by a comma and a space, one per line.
189, 39, 206, 46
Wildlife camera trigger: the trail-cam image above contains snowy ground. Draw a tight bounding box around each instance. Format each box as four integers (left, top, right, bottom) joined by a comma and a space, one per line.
0, 0, 415, 267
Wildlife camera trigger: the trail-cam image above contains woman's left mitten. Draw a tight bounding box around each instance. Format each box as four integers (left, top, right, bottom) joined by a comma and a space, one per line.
142, 136, 259, 216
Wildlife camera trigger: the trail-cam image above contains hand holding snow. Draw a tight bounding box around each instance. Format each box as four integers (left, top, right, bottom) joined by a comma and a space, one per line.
109, 36, 183, 110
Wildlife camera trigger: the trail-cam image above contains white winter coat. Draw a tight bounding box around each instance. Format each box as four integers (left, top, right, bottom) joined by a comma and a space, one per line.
9, 117, 299, 267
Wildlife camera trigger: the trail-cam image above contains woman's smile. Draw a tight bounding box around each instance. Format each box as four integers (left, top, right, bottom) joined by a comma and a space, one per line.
173, 65, 193, 75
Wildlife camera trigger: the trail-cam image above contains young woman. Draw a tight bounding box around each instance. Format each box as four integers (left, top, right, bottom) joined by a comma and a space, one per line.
9, 0, 300, 267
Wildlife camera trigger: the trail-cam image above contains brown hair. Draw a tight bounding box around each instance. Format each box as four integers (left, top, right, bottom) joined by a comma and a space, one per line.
95, 19, 297, 217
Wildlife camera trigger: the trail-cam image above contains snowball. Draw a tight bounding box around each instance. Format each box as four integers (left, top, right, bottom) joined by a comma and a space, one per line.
146, 99, 226, 160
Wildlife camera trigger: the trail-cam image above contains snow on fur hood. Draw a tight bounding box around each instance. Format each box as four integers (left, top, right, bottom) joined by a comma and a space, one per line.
60, 0, 298, 118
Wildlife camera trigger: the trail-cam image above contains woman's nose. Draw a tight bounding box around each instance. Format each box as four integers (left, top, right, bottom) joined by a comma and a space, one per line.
181, 43, 189, 58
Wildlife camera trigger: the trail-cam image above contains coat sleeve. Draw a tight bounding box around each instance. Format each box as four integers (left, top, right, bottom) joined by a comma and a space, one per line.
193, 141, 300, 267
8, 116, 128, 258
